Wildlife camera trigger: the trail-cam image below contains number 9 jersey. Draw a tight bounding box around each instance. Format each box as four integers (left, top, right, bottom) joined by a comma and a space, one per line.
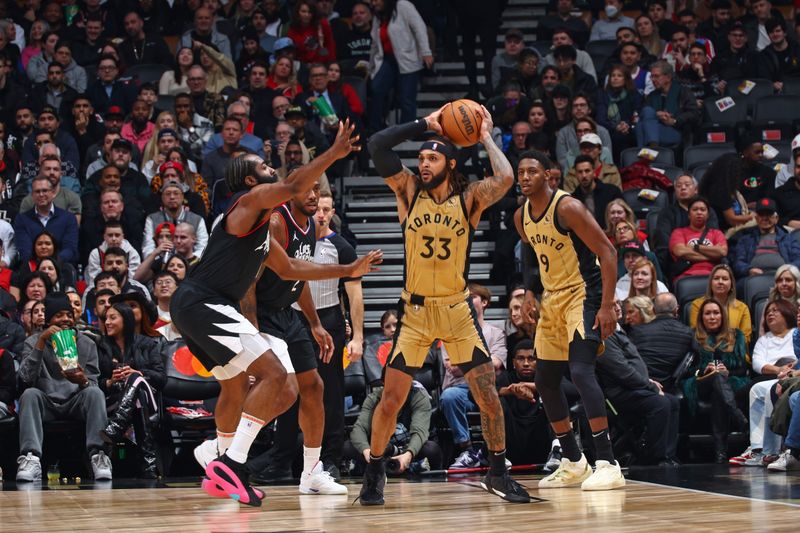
403, 189, 473, 297
521, 189, 601, 294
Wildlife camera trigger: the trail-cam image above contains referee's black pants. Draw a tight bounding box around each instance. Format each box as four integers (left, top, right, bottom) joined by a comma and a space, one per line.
316, 305, 347, 468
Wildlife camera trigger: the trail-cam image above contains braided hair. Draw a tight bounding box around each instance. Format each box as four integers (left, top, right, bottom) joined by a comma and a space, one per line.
225, 154, 260, 193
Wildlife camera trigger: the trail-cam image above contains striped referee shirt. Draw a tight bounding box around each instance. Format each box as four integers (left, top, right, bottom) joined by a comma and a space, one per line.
295, 232, 359, 310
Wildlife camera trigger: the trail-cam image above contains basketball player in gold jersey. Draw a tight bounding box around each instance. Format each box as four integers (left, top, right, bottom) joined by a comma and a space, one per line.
513, 151, 625, 490
359, 106, 531, 505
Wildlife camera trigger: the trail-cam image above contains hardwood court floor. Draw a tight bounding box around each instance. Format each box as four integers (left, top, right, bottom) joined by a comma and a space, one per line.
1, 469, 799, 533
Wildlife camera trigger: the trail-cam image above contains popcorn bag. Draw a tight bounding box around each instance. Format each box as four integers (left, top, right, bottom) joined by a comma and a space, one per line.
52, 329, 79, 371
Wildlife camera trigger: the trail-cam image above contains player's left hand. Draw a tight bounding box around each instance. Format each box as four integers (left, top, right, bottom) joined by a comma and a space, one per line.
478, 105, 493, 140
350, 249, 383, 277
347, 338, 363, 362
312, 325, 335, 363
593, 302, 617, 340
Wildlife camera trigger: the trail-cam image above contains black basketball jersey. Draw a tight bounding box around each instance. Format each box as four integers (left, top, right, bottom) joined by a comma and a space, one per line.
186, 192, 272, 302
256, 204, 316, 316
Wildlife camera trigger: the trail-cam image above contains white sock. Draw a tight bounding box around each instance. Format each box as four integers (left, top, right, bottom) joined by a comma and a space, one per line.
552, 438, 561, 449
226, 413, 265, 464
217, 430, 235, 454
303, 446, 321, 474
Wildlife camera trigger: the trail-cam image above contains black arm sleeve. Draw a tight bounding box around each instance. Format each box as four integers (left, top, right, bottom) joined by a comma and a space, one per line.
367, 119, 428, 178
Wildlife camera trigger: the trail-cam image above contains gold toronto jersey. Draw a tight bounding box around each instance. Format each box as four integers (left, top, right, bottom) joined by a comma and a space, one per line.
403, 190, 473, 297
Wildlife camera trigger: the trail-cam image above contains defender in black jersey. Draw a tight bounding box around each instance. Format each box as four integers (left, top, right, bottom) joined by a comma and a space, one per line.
171, 121, 361, 506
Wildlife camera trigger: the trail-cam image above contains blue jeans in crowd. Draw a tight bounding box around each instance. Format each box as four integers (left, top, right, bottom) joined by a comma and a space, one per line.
369, 55, 421, 132
636, 106, 683, 147
785, 391, 800, 451
441, 384, 476, 445
749, 380, 782, 454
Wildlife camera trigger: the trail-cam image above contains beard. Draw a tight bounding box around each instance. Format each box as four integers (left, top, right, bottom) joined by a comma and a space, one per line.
419, 167, 448, 191
255, 171, 278, 185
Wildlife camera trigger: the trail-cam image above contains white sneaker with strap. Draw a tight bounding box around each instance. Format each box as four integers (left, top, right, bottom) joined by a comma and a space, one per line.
581, 460, 625, 491
299, 461, 348, 495
538, 454, 592, 488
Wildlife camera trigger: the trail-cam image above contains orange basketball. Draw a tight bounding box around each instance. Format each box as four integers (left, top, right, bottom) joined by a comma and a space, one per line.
440, 99, 483, 147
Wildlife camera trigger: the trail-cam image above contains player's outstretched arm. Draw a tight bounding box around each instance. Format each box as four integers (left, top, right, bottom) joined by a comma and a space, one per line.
266, 241, 382, 281
467, 106, 514, 226
557, 197, 618, 339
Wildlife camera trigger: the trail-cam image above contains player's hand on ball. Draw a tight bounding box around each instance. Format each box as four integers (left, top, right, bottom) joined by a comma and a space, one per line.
351, 249, 383, 277
331, 119, 360, 158
312, 325, 335, 363
478, 105, 493, 140
423, 105, 446, 135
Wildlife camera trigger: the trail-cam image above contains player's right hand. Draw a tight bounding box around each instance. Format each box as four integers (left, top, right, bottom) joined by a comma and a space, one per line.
423, 105, 446, 135
350, 249, 383, 277
330, 119, 360, 159
521, 291, 538, 325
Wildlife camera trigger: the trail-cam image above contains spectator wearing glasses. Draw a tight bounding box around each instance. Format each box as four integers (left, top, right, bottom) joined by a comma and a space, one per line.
14, 175, 79, 265
710, 21, 758, 94
86, 55, 137, 116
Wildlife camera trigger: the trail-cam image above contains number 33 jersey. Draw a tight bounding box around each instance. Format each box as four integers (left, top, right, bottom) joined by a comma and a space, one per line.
521, 189, 601, 295
403, 190, 473, 297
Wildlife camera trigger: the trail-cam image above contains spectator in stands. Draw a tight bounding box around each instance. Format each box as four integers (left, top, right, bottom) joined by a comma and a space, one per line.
26, 31, 57, 85
543, 28, 597, 82
596, 64, 641, 161
684, 297, 750, 462
699, 153, 755, 236
555, 93, 613, 172
288, 0, 336, 63
203, 101, 264, 158
624, 295, 655, 326
774, 150, 800, 228
174, 93, 214, 161
492, 28, 526, 93
153, 271, 179, 327
605, 198, 646, 243
86, 55, 137, 115
746, 0, 780, 52
506, 294, 536, 355
186, 65, 226, 130
20, 299, 45, 338
753, 265, 800, 337
346, 384, 441, 475
121, 100, 156, 156
22, 107, 80, 172
101, 248, 151, 301
757, 17, 800, 91
151, 158, 208, 218
710, 21, 758, 91
647, 0, 678, 41
669, 196, 728, 281
635, 15, 665, 60
65, 95, 104, 170
629, 292, 696, 390
87, 139, 151, 214
563, 133, 621, 193
496, 339, 553, 465
737, 134, 776, 208
36, 257, 73, 293
203, 117, 247, 218
16, 292, 111, 482
733, 198, 800, 284
637, 60, 701, 148
235, 27, 270, 86
333, 1, 373, 67
29, 61, 78, 115
768, 386, 800, 471
753, 299, 797, 378
21, 19, 47, 70
80, 186, 144, 265
14, 175, 78, 265
85, 220, 141, 292
164, 254, 189, 282
612, 219, 651, 253
171, 223, 200, 268
697, 0, 733, 50
368, 0, 432, 131
689, 264, 753, 343
134, 222, 176, 285
159, 47, 193, 97
179, 7, 232, 58
596, 301, 681, 465
267, 55, 302, 99
538, 0, 589, 47
119, 10, 172, 67
98, 302, 165, 478
619, 256, 668, 301
195, 41, 237, 95
327, 61, 365, 117
677, 42, 719, 105
552, 44, 598, 98
559, 117, 615, 173
654, 174, 715, 270
141, 180, 208, 258
142, 123, 180, 182
570, 153, 623, 226
506, 121, 533, 171
442, 283, 507, 468
19, 152, 81, 218
590, 0, 634, 42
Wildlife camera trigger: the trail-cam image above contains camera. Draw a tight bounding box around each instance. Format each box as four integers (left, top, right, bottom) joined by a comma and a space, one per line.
384, 444, 402, 474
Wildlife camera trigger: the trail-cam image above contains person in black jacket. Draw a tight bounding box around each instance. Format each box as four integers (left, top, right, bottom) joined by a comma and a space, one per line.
757, 17, 800, 92
596, 302, 681, 465
710, 21, 759, 94
0, 343, 14, 420
627, 293, 697, 391
552, 45, 598, 96
98, 302, 166, 478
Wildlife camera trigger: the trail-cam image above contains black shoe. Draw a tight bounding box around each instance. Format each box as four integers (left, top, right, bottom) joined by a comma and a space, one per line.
358, 460, 386, 506
658, 458, 681, 467
323, 462, 341, 482
481, 472, 531, 503
715, 452, 728, 464
206, 454, 262, 507
250, 465, 293, 484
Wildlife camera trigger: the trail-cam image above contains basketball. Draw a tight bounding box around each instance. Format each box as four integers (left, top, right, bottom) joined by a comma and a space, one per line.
440, 99, 483, 147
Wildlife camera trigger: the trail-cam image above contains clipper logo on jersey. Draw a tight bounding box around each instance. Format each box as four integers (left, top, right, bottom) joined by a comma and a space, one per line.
255, 231, 270, 255
407, 211, 467, 236
294, 243, 312, 261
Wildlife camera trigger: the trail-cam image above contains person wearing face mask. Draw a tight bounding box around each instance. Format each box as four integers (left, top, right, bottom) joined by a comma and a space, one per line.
590, 0, 635, 42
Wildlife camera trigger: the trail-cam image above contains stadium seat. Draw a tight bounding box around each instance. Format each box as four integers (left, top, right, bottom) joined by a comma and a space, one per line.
622, 188, 668, 219
752, 298, 767, 341
742, 273, 774, 311
125, 63, 170, 85
343, 76, 367, 115
766, 140, 792, 164
675, 275, 709, 321
683, 143, 736, 171
725, 78, 774, 114
693, 162, 712, 186
156, 94, 175, 113
620, 146, 675, 168
586, 39, 617, 73
646, 209, 661, 249
700, 99, 747, 144
781, 77, 800, 97
654, 164, 686, 184
530, 40, 552, 57
753, 95, 800, 142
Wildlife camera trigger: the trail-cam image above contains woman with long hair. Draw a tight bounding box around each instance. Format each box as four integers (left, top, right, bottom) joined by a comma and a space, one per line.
698, 153, 755, 235
19, 299, 45, 337
604, 199, 647, 243
545, 83, 572, 132
166, 254, 190, 281
689, 264, 752, 342
684, 297, 750, 462
626, 258, 666, 299
267, 54, 303, 99
159, 46, 194, 96
328, 61, 364, 116
99, 302, 166, 478
110, 292, 160, 337
11, 232, 74, 301
18, 272, 52, 307
596, 64, 641, 161
368, 0, 432, 131
21, 20, 49, 70
141, 110, 180, 177
636, 15, 664, 58
197, 41, 237, 94
287, 0, 336, 64
756, 264, 800, 336
36, 256, 71, 293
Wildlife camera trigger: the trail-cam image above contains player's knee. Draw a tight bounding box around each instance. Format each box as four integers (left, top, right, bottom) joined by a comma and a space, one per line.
299, 371, 324, 400
568, 362, 596, 392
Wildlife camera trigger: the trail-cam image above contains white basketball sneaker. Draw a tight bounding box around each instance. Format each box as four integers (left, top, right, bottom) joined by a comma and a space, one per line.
538, 454, 592, 488
194, 438, 220, 470
299, 462, 348, 495
581, 460, 626, 491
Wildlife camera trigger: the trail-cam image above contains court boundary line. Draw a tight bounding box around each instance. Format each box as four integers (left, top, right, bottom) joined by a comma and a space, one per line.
628, 479, 800, 509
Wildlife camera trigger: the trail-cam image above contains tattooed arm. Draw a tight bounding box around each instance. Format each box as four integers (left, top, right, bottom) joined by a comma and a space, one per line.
466, 105, 514, 228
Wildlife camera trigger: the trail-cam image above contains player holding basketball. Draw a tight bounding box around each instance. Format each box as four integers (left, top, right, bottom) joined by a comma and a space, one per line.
359, 105, 530, 505
513, 151, 625, 490
171, 121, 361, 506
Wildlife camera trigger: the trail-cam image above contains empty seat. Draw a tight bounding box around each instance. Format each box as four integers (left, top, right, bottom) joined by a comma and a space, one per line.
620, 146, 675, 168
683, 143, 736, 170
742, 273, 774, 311
700, 99, 747, 144
753, 95, 800, 142
622, 188, 668, 219
725, 78, 774, 114
675, 275, 710, 310
125, 63, 170, 85
780, 77, 800, 97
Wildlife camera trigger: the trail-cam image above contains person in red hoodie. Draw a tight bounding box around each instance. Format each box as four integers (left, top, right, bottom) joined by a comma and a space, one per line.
287, 1, 336, 64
